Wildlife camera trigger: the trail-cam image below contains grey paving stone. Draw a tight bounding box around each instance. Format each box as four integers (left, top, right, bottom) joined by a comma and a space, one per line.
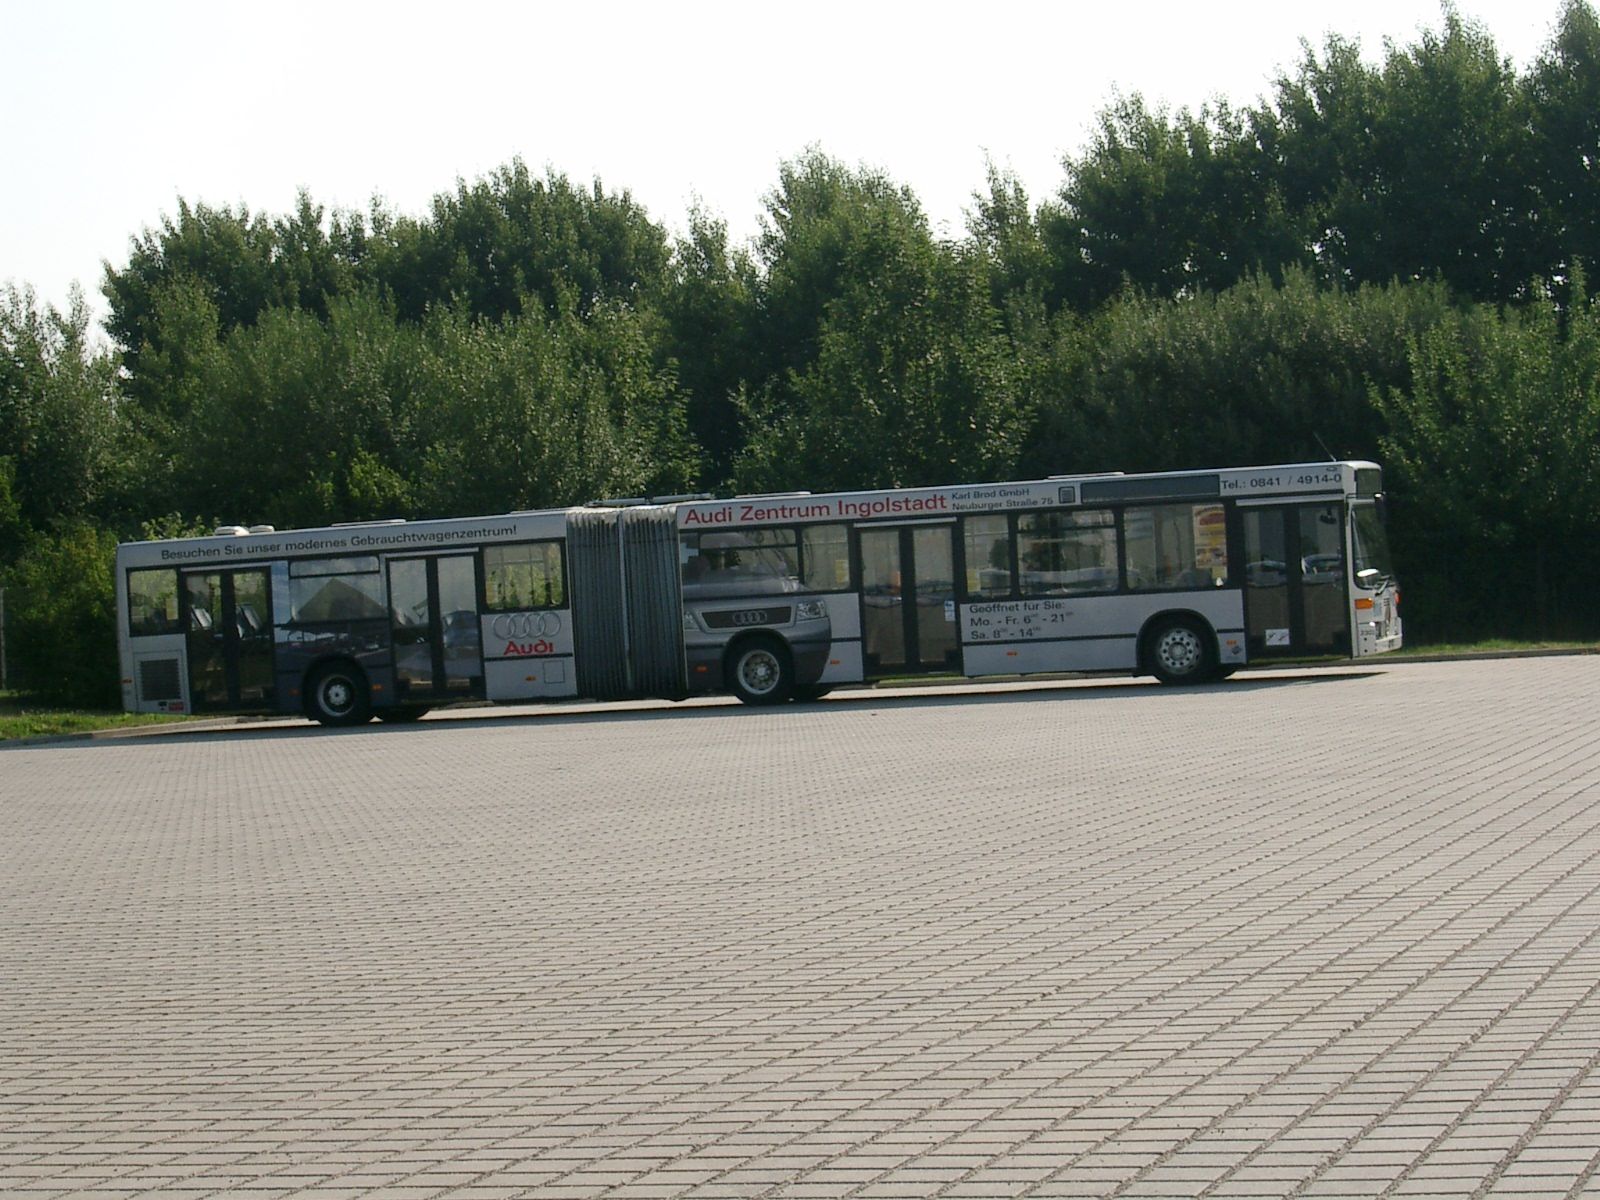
3, 658, 1599, 1197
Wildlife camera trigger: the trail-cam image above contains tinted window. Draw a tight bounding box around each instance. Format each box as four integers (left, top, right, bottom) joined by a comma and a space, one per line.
484, 542, 565, 609
289, 558, 385, 622
682, 529, 799, 597
1125, 503, 1228, 590
963, 515, 1011, 599
1018, 511, 1117, 596
127, 568, 180, 637
801, 525, 851, 591
289, 556, 380, 577
1352, 505, 1394, 587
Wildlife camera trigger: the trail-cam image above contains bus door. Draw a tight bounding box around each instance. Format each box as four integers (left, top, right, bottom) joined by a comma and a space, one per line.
858, 523, 960, 676
183, 568, 274, 711
387, 554, 485, 701
1241, 502, 1349, 658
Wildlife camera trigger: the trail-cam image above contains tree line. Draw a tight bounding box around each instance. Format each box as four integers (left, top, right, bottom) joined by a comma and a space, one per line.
4, 2, 1599, 705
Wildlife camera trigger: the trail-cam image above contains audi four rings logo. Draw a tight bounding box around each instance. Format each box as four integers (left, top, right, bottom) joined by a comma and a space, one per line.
492, 612, 562, 640
730, 610, 769, 627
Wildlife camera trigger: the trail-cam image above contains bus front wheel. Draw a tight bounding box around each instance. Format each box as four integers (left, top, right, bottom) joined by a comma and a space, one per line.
306, 662, 373, 726
1145, 618, 1215, 685
728, 637, 793, 706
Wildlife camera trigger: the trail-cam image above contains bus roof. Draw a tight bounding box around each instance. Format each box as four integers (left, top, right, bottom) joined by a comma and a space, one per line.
671, 462, 1379, 530
116, 507, 571, 571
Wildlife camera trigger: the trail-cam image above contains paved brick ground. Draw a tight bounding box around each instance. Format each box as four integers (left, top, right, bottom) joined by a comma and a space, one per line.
2, 656, 1599, 1199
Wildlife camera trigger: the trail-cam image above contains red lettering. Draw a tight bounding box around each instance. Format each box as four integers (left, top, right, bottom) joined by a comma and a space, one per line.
502, 639, 555, 657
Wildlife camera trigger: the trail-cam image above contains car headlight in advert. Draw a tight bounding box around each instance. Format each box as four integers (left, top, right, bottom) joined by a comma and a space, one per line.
682, 610, 699, 631
796, 600, 826, 621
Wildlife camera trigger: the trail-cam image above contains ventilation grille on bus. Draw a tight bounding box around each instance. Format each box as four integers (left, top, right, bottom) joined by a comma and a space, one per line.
138, 657, 183, 703
567, 508, 686, 701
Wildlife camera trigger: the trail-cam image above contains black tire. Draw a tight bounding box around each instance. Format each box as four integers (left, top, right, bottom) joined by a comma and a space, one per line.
791, 685, 833, 703
376, 706, 430, 723
1145, 618, 1216, 685
727, 636, 793, 706
305, 662, 373, 726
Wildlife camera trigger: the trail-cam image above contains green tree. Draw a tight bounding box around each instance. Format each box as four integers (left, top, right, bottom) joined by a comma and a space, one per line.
402, 300, 695, 515
1, 524, 120, 707
1377, 274, 1600, 637
0, 458, 23, 566
366, 160, 671, 324
0, 286, 121, 542
736, 151, 1028, 491
171, 289, 413, 527
658, 207, 759, 484
1019, 269, 1456, 476
1055, 95, 1304, 307
967, 163, 1057, 314
1526, 0, 1600, 281
103, 194, 362, 411
1271, 16, 1537, 300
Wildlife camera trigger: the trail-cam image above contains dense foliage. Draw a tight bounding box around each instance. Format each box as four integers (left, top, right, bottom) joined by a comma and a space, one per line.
4, 3, 1600, 702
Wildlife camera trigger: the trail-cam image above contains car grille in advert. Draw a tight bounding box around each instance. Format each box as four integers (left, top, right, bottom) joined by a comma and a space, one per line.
701, 606, 791, 630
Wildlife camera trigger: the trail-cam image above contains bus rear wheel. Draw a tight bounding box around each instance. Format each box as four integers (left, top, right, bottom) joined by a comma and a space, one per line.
306, 662, 373, 726
1145, 618, 1215, 685
728, 637, 793, 706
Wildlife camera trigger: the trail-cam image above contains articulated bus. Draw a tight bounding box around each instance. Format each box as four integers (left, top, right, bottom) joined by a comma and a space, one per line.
116, 461, 1401, 725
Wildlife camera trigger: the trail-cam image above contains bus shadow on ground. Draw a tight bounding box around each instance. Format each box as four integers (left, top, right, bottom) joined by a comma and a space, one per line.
102, 670, 1386, 746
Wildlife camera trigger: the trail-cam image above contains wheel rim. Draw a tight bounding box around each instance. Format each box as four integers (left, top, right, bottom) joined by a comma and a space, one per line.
737, 649, 781, 696
322, 677, 354, 714
1157, 627, 1202, 676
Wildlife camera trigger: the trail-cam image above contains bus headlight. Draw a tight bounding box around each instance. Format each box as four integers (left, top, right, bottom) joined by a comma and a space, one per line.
796, 600, 826, 621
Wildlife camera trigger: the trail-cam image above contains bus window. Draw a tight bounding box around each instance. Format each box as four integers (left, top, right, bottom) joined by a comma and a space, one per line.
484, 542, 565, 609
1352, 505, 1394, 587
127, 568, 179, 636
1018, 511, 1117, 596
963, 515, 1011, 599
1125, 503, 1228, 590
801, 525, 851, 591
288, 557, 385, 622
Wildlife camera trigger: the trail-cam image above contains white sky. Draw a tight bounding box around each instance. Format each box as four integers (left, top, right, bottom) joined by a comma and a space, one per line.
1, 0, 1570, 328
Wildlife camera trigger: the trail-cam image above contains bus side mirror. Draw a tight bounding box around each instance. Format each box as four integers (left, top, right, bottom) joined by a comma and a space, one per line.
1375, 495, 1389, 523
1357, 568, 1381, 586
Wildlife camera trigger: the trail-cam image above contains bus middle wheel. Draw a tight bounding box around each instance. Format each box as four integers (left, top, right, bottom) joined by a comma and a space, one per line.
306, 661, 373, 726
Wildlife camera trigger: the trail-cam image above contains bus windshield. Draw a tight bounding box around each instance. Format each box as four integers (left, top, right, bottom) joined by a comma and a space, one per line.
1352, 504, 1394, 587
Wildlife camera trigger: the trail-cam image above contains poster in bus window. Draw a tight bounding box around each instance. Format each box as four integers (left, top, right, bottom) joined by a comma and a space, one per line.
1193, 505, 1226, 569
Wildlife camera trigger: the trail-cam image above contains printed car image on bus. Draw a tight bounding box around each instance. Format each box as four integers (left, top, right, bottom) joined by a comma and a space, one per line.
678, 527, 836, 704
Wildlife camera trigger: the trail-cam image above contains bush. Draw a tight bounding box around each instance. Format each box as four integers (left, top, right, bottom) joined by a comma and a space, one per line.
3, 525, 120, 708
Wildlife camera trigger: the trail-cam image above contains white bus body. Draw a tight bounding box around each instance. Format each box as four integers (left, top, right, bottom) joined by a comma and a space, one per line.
668, 460, 1400, 703
117, 510, 578, 724
115, 461, 1401, 723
